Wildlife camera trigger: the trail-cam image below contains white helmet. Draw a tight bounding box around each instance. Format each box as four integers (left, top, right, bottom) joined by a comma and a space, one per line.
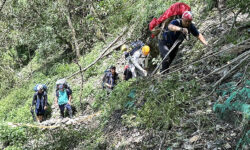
37, 84, 43, 91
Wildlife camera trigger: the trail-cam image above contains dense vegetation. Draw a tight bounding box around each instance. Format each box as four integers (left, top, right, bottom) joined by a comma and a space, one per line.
0, 0, 249, 149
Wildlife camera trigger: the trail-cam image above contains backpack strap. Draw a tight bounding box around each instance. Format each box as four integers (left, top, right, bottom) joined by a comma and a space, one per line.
36, 92, 45, 109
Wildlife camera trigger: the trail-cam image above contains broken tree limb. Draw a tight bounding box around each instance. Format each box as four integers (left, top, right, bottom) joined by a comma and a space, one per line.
66, 27, 128, 79
158, 39, 250, 77
200, 50, 250, 80
0, 0, 6, 12
102, 40, 126, 58
236, 62, 250, 86
213, 55, 249, 87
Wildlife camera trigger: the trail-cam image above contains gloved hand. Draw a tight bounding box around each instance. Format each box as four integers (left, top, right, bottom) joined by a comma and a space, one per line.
181, 28, 189, 35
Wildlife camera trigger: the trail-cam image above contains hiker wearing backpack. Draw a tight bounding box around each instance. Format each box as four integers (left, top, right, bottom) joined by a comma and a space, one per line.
55, 84, 73, 119
103, 66, 119, 91
158, 11, 208, 73
55, 78, 72, 95
31, 84, 48, 122
123, 65, 133, 81
122, 42, 150, 78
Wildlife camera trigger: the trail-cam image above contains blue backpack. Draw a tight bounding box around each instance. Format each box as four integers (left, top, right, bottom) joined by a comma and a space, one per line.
125, 41, 145, 58
34, 84, 48, 92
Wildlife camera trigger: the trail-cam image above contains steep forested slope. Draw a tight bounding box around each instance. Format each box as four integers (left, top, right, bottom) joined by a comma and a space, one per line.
0, 0, 249, 149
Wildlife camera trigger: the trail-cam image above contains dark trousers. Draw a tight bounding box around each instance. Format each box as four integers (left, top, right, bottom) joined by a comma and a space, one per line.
158, 40, 179, 73
59, 103, 72, 117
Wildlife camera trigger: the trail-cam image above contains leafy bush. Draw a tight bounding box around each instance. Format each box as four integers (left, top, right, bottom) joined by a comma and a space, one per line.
0, 123, 38, 148
96, 75, 200, 130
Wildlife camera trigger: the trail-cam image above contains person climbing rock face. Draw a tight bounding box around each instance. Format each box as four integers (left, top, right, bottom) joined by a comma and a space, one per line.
55, 84, 73, 119
32, 84, 48, 122
159, 11, 208, 73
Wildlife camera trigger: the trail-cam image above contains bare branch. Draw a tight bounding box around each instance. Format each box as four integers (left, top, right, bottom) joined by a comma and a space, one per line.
66, 27, 128, 79
213, 55, 249, 87
0, 0, 7, 12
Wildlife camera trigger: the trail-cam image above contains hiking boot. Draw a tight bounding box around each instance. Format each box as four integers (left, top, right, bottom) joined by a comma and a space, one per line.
69, 110, 73, 119
60, 113, 64, 119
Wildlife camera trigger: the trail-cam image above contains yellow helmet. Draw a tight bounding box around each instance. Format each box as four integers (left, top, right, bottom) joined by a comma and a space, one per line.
121, 44, 129, 52
142, 45, 150, 56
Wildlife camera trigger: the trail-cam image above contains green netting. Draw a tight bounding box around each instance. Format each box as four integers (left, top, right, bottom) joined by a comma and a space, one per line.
237, 130, 250, 149
125, 89, 136, 108
213, 80, 250, 121
213, 80, 250, 149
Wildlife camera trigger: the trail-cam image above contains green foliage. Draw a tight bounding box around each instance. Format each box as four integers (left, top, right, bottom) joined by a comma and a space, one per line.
0, 86, 32, 122
205, 0, 217, 11
226, 0, 249, 13
95, 75, 200, 130
224, 28, 249, 45
1, 0, 244, 148
0, 123, 38, 148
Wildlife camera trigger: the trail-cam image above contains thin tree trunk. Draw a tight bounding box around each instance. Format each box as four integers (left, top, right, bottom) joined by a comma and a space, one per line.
66, 27, 127, 79
230, 9, 242, 32
75, 61, 84, 114
66, 14, 81, 59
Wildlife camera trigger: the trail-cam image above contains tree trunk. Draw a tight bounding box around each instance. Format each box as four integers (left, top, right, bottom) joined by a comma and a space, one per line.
66, 14, 81, 59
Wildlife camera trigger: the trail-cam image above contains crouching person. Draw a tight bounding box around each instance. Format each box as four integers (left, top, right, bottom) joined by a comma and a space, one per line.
55, 84, 73, 119
32, 85, 48, 122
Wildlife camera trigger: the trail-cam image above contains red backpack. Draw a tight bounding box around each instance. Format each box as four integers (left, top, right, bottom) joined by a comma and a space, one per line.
149, 2, 191, 38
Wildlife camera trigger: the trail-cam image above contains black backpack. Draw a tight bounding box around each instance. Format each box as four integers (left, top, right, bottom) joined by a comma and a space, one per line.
124, 67, 132, 81
125, 41, 145, 58
102, 67, 111, 89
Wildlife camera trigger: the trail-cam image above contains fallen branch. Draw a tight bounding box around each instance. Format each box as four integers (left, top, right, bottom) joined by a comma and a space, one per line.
200, 50, 250, 80
6, 122, 60, 129
0, 0, 6, 12
159, 132, 166, 150
213, 55, 249, 87
66, 27, 128, 79
102, 40, 126, 57
158, 39, 250, 76
236, 62, 250, 86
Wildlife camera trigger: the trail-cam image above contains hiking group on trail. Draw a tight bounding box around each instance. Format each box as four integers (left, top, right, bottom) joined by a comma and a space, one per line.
31, 2, 208, 123
31, 79, 73, 122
